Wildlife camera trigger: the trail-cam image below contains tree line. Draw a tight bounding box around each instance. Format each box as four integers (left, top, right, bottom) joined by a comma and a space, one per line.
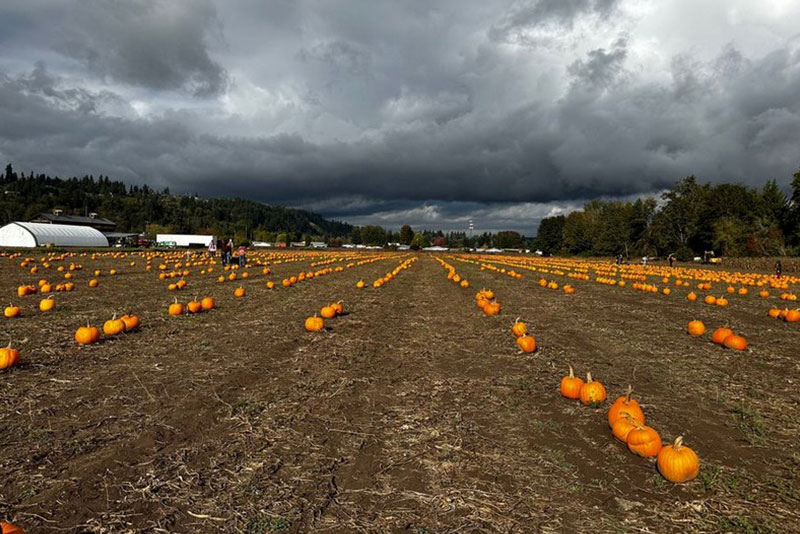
1, 164, 353, 244
533, 171, 800, 259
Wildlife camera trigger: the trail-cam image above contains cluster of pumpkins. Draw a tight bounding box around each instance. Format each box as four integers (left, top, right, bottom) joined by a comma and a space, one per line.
560, 369, 700, 483
687, 320, 748, 351
75, 313, 141, 345
768, 307, 800, 322
167, 296, 216, 316
510, 318, 537, 353
304, 301, 345, 332
372, 257, 417, 288
475, 288, 501, 316
434, 257, 470, 289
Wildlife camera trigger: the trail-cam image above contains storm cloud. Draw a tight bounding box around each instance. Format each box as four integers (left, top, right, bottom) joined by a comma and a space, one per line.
1, 0, 799, 234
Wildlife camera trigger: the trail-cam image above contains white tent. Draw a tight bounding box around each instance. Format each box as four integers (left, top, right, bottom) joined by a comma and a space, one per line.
0, 222, 109, 248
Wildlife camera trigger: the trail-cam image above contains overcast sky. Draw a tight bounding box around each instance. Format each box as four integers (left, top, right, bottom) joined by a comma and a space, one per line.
1, 0, 799, 234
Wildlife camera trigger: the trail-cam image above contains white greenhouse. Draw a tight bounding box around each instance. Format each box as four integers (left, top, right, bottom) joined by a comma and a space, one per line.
0, 222, 109, 248
156, 234, 215, 248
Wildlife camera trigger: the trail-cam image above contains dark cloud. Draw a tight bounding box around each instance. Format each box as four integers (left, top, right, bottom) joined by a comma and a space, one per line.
0, 0, 227, 96
0, 1, 799, 233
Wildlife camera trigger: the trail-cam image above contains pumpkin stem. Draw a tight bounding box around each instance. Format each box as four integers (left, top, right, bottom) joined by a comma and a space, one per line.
625, 385, 633, 403
568, 365, 574, 379
673, 436, 684, 449
514, 317, 521, 324
586, 372, 593, 383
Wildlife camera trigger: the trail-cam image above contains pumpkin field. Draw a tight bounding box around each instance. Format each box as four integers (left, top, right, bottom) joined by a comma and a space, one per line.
1, 249, 799, 534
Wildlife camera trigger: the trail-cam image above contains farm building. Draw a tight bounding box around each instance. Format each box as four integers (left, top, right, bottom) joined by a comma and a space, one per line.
156, 234, 215, 248
30, 210, 116, 232
0, 222, 109, 248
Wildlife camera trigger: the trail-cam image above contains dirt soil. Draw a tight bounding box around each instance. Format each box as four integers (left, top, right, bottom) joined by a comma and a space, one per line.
0, 250, 798, 533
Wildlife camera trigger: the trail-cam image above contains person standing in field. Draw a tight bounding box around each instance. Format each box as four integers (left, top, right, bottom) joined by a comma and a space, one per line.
208, 239, 217, 258
220, 238, 228, 266
238, 244, 247, 267
226, 238, 234, 266
775, 260, 782, 279
668, 253, 675, 268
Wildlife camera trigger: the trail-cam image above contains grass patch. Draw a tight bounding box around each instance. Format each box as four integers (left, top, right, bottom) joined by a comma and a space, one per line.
728, 401, 767, 446
717, 515, 774, 534
245, 514, 290, 534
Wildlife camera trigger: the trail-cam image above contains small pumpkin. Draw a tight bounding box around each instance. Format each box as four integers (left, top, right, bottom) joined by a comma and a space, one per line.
483, 301, 501, 316
39, 296, 56, 312
511, 318, 527, 337
608, 385, 645, 427
687, 292, 697, 302
187, 299, 202, 314
687, 320, 705, 337
103, 315, 126, 336
579, 373, 607, 405
611, 413, 641, 443
168, 299, 183, 316
704, 295, 716, 305
356, 280, 365, 288
120, 313, 141, 331
559, 366, 584, 399
331, 301, 344, 315
201, 297, 215, 311
75, 325, 101, 345
657, 436, 700, 483
320, 305, 336, 319
1, 522, 25, 534
516, 335, 537, 353
626, 424, 662, 457
723, 334, 747, 351
304, 314, 324, 332
711, 327, 734, 345
4, 305, 21, 318
0, 342, 21, 369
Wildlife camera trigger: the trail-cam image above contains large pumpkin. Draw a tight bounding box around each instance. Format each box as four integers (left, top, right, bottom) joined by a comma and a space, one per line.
608, 386, 645, 427
626, 424, 662, 457
711, 327, 733, 345
657, 436, 700, 483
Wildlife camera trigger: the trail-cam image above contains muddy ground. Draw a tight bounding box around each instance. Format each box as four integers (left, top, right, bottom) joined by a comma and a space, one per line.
0, 250, 798, 533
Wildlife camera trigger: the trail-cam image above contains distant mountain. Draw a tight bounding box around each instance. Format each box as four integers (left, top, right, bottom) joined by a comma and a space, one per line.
1, 164, 353, 242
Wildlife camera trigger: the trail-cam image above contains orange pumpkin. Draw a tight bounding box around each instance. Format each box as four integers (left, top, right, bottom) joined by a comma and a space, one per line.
483, 301, 501, 316
626, 424, 662, 457
711, 327, 734, 345
723, 334, 748, 351
320, 305, 336, 319
331, 301, 344, 315
687, 292, 697, 302
657, 436, 700, 483
516, 335, 536, 353
511, 318, 527, 337
168, 299, 184, 316
120, 314, 141, 331
579, 373, 607, 405
611, 413, 641, 443
559, 366, 584, 399
0, 343, 21, 369
704, 295, 716, 305
304, 314, 324, 332
75, 325, 100, 345
1, 522, 25, 534
233, 286, 246, 298
608, 385, 645, 426
103, 315, 126, 336
201, 297, 215, 311
785, 309, 800, 323
687, 320, 705, 337
356, 280, 365, 288
4, 305, 21, 318
187, 299, 202, 314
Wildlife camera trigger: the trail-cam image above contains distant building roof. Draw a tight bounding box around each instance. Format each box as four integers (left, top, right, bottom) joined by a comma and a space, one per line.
32, 212, 116, 229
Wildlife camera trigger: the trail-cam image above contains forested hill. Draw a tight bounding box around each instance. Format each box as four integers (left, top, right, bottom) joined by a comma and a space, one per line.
0, 164, 353, 241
